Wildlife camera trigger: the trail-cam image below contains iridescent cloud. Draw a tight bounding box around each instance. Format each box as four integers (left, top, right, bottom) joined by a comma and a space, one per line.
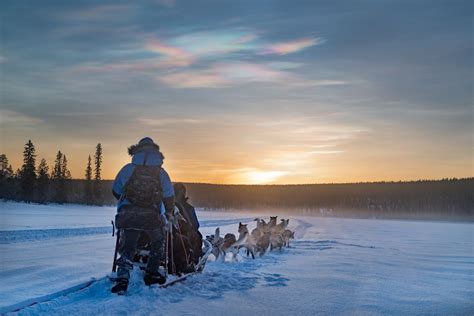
170, 30, 258, 57
158, 62, 289, 88
260, 37, 323, 55
146, 39, 195, 67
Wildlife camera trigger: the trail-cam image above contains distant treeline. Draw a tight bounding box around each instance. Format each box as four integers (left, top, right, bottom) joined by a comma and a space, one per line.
1, 176, 472, 220
1, 140, 473, 220
184, 179, 474, 220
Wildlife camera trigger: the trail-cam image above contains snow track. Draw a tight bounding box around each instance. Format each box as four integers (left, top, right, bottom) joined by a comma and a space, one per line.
0, 227, 112, 244
0, 278, 100, 314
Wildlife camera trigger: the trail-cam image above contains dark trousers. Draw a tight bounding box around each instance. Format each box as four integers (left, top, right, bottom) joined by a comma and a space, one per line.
117, 228, 165, 280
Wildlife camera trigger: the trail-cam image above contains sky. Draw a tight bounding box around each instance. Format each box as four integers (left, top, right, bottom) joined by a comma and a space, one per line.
0, 0, 472, 184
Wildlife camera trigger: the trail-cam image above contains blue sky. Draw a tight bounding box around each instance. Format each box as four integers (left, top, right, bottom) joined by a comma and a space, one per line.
0, 0, 472, 183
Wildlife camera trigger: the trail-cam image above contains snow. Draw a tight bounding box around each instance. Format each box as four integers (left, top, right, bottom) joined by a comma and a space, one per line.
0, 202, 472, 315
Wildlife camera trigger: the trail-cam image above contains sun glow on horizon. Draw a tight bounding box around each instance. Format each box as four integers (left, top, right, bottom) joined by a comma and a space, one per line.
244, 170, 289, 185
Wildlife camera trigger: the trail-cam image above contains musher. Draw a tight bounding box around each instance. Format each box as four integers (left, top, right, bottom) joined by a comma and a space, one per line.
111, 137, 174, 294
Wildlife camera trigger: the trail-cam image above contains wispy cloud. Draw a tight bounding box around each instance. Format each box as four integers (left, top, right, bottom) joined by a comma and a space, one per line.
0, 109, 43, 125
158, 62, 289, 88
170, 30, 258, 57
308, 150, 344, 155
137, 117, 205, 126
146, 39, 195, 67
0, 55, 6, 63
259, 37, 323, 55
72, 31, 323, 73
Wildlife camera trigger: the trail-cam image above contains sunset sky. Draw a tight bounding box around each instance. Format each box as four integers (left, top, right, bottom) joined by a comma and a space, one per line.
0, 0, 472, 184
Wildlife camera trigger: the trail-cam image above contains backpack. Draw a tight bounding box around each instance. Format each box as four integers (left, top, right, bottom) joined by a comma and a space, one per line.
124, 164, 162, 208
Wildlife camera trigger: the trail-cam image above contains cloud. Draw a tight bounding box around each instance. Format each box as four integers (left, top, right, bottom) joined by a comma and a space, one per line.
170, 30, 258, 57
308, 150, 344, 155
293, 80, 346, 87
0, 55, 6, 63
0, 109, 43, 125
68, 31, 334, 88
158, 62, 289, 88
137, 117, 205, 126
145, 39, 195, 67
259, 37, 323, 55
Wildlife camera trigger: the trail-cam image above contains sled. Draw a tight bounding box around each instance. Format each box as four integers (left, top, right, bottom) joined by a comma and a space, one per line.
111, 218, 212, 289
157, 239, 211, 288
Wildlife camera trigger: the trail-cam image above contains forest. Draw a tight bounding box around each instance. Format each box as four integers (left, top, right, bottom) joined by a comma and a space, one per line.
1, 140, 472, 220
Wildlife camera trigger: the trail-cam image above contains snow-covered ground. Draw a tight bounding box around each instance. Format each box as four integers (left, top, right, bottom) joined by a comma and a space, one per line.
0, 202, 472, 315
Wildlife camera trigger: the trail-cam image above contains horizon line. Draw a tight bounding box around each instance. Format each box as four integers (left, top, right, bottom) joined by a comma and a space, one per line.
72, 177, 474, 186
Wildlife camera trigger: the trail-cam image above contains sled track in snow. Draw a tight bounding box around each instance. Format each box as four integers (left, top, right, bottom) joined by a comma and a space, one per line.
0, 227, 112, 244
0, 278, 102, 314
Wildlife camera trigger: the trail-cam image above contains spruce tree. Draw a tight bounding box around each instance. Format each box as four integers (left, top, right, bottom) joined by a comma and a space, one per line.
0, 154, 13, 178
20, 140, 37, 201
6, 165, 13, 178
52, 151, 63, 179
37, 158, 49, 181
51, 150, 67, 203
94, 143, 102, 181
0, 154, 14, 199
84, 155, 93, 204
93, 143, 103, 204
85, 155, 92, 180
62, 155, 72, 179
37, 158, 50, 203
14, 168, 21, 179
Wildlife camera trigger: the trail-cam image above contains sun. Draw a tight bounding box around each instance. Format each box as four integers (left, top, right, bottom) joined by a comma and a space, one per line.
246, 170, 288, 184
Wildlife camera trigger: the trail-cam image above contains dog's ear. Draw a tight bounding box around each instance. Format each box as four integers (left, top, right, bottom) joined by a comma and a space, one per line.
286, 219, 290, 224
239, 222, 242, 227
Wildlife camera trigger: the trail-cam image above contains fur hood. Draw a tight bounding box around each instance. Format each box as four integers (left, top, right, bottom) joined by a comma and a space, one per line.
128, 142, 164, 160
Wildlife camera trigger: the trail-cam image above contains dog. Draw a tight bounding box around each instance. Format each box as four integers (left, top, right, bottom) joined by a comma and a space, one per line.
272, 219, 289, 233
282, 229, 295, 247
208, 223, 255, 261
251, 218, 263, 239
251, 218, 270, 256
206, 227, 224, 259
269, 218, 289, 251
268, 216, 278, 228
235, 222, 256, 259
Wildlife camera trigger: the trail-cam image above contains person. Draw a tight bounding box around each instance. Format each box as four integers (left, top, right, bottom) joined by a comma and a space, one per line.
111, 137, 174, 294
173, 183, 203, 270
174, 183, 200, 231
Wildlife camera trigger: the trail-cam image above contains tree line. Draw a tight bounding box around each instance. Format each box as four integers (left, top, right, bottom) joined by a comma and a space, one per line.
183, 179, 473, 220
0, 140, 104, 204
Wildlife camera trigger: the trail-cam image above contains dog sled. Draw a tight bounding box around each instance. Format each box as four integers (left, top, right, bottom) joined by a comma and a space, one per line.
110, 214, 212, 289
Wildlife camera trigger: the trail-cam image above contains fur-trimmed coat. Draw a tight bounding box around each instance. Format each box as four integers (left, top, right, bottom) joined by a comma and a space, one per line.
112, 145, 174, 213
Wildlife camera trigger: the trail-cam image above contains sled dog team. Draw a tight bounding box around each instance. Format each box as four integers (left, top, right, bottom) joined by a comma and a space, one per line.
207, 216, 295, 261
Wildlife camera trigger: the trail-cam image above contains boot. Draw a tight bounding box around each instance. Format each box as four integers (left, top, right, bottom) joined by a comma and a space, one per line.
144, 270, 166, 286
111, 278, 129, 295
